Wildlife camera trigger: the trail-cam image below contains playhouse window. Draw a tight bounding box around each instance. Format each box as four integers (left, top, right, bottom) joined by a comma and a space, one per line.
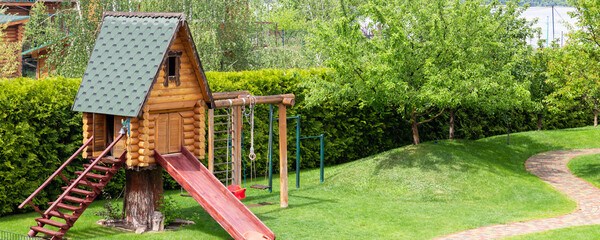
164, 51, 182, 87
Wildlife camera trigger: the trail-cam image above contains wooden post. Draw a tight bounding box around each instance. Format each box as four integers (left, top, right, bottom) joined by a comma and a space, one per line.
279, 103, 288, 208
208, 108, 214, 173
234, 106, 243, 186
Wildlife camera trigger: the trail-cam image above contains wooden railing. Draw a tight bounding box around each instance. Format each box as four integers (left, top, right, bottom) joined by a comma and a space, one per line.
18, 136, 94, 217
44, 133, 125, 216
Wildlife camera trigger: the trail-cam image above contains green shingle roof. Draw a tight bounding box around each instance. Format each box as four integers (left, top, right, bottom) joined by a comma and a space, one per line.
0, 15, 29, 24
72, 12, 182, 117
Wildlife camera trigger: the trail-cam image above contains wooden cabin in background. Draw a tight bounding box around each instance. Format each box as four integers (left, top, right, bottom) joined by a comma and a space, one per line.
1, 0, 62, 16
72, 12, 214, 168
1, 0, 67, 78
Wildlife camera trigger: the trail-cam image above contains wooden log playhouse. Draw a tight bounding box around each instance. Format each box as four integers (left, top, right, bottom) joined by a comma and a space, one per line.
18, 12, 293, 240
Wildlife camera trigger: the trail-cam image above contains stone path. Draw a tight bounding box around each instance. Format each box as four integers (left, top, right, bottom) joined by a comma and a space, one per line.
435, 149, 600, 240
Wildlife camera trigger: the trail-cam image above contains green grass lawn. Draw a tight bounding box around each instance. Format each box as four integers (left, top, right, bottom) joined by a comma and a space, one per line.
3, 126, 600, 239
505, 151, 600, 240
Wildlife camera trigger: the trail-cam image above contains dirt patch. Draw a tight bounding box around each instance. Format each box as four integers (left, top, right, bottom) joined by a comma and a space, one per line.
96, 218, 195, 233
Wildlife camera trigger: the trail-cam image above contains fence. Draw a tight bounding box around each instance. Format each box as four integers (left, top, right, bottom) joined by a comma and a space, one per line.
0, 230, 40, 240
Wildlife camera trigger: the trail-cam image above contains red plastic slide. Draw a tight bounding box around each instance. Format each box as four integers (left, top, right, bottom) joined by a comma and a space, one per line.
155, 147, 275, 240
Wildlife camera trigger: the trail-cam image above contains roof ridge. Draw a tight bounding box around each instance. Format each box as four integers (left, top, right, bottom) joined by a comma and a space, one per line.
103, 11, 184, 19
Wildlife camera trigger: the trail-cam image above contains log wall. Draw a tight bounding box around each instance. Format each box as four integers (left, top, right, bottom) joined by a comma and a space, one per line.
193, 100, 206, 159
137, 106, 157, 167
82, 112, 94, 158
126, 117, 140, 166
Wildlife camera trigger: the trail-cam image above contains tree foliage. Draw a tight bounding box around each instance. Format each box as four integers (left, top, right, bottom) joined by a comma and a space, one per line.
24, 0, 269, 76
497, 0, 569, 6
0, 8, 22, 78
305, 0, 534, 144
23, 0, 328, 76
546, 0, 600, 126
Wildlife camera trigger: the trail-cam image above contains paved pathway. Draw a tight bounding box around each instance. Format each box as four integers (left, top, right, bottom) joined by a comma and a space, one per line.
435, 149, 600, 240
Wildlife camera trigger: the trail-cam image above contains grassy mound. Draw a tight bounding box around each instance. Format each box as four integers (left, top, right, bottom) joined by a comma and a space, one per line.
1, 127, 600, 239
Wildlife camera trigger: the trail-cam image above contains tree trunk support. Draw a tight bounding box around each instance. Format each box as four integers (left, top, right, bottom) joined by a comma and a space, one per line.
537, 113, 543, 131
449, 109, 455, 139
124, 166, 164, 232
595, 109, 598, 127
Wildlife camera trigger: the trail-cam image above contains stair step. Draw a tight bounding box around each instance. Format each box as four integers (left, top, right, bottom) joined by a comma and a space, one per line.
62, 195, 86, 204
47, 211, 77, 221
36, 218, 68, 229
49, 202, 80, 212
214, 146, 230, 150
214, 114, 231, 118
30, 226, 64, 237
61, 187, 94, 197
214, 130, 229, 134
75, 171, 107, 180
83, 164, 114, 173
214, 170, 234, 174
70, 180, 103, 189
214, 138, 229, 142
214, 122, 229, 126
100, 157, 120, 164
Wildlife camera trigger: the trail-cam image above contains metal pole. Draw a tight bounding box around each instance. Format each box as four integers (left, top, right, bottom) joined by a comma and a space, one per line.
552, 5, 555, 44
547, 16, 550, 47
268, 104, 274, 193
320, 134, 324, 183
296, 115, 301, 188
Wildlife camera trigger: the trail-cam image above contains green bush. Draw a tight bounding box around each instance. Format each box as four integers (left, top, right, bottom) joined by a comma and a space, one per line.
0, 77, 82, 216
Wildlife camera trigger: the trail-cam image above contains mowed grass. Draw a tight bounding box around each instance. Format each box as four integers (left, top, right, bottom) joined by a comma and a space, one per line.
506, 152, 600, 240
2, 127, 600, 239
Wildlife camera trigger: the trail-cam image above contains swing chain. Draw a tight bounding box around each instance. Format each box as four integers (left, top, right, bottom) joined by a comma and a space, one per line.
245, 96, 257, 161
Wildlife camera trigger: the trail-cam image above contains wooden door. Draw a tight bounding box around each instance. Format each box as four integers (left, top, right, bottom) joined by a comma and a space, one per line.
92, 113, 106, 156
155, 112, 183, 154
113, 116, 127, 157
168, 112, 182, 153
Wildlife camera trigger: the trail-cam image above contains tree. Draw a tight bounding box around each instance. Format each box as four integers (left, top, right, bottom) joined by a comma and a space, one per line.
545, 0, 600, 126
429, 0, 534, 139
0, 8, 22, 78
527, 46, 554, 130
546, 45, 600, 126
24, 0, 261, 76
305, 0, 532, 144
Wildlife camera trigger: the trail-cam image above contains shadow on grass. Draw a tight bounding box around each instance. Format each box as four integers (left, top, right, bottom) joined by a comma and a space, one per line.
253, 193, 337, 218
371, 134, 560, 177
67, 225, 126, 239
570, 154, 600, 182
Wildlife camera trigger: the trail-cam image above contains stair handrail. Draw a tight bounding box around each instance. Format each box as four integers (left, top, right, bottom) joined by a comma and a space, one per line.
44, 132, 125, 216
18, 136, 95, 209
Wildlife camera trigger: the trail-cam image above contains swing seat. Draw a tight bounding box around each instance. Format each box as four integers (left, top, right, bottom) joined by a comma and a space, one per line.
250, 184, 271, 190
227, 185, 246, 200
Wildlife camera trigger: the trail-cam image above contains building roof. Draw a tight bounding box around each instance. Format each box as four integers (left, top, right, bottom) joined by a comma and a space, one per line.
0, 14, 29, 25
72, 12, 200, 117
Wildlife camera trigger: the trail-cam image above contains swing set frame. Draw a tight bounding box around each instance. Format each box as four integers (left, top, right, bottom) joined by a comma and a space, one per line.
208, 91, 295, 208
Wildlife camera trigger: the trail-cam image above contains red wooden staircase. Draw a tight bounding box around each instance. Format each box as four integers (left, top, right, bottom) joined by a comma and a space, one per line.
18, 133, 127, 240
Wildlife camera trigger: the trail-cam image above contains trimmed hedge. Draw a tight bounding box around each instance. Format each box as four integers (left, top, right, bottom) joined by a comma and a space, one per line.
0, 69, 595, 216
0, 77, 83, 216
